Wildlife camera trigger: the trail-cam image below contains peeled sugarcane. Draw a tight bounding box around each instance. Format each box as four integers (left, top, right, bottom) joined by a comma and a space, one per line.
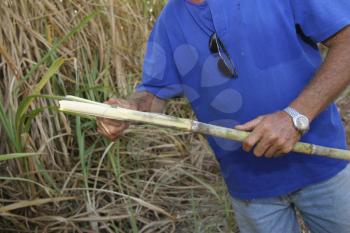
59, 96, 350, 161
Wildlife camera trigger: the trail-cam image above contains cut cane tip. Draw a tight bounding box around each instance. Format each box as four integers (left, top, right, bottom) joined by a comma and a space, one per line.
58, 100, 77, 112
58, 100, 65, 111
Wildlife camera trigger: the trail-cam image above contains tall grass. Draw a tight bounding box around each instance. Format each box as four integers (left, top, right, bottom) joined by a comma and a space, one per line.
0, 0, 236, 232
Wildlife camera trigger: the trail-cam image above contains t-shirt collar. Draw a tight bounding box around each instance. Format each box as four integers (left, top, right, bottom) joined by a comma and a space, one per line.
206, 0, 228, 36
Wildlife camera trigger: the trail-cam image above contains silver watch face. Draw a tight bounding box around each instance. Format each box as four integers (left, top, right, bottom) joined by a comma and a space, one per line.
295, 116, 310, 131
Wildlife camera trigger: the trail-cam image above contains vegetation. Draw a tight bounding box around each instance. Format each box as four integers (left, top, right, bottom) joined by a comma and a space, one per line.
0, 0, 236, 232
1, 1, 349, 233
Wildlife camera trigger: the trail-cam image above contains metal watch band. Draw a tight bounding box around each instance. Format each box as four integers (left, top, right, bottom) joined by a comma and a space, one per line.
284, 107, 300, 119
284, 107, 310, 134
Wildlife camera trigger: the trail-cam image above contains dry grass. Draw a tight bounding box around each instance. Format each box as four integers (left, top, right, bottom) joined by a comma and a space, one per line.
0, 0, 236, 232
0, 1, 349, 233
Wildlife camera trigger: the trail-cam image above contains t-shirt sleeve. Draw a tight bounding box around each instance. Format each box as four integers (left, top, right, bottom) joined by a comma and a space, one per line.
136, 17, 183, 100
290, 0, 350, 43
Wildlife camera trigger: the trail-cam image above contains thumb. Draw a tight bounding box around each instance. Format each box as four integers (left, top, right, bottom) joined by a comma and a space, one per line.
105, 98, 120, 105
235, 116, 264, 131
105, 98, 137, 110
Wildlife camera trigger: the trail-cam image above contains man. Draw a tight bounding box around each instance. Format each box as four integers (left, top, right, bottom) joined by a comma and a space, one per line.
97, 0, 350, 232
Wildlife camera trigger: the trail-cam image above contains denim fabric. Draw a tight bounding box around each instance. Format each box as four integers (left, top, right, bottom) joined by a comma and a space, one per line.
232, 165, 350, 233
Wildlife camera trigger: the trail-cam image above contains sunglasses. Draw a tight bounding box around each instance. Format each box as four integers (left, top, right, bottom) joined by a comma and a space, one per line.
209, 33, 237, 78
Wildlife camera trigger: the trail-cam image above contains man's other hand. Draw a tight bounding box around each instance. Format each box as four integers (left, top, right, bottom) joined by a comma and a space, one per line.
235, 112, 301, 158
96, 98, 137, 141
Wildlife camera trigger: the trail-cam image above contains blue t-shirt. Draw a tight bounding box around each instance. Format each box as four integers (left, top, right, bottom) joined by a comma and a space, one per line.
137, 0, 350, 199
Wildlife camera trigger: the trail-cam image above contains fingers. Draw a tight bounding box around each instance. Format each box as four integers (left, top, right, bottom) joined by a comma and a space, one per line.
265, 143, 294, 158
240, 112, 301, 158
242, 128, 263, 153
236, 116, 264, 131
105, 98, 123, 105
97, 118, 127, 133
105, 98, 137, 110
97, 119, 129, 140
246, 132, 294, 158
265, 146, 281, 158
253, 137, 273, 157
280, 144, 294, 156
97, 117, 124, 128
97, 98, 137, 140
240, 116, 265, 154
97, 128, 120, 141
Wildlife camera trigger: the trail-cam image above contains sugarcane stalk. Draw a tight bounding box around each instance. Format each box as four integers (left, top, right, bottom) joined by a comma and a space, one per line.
58, 97, 350, 161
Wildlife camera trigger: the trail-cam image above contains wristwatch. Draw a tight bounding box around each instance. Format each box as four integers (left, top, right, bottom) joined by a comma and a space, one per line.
284, 107, 310, 135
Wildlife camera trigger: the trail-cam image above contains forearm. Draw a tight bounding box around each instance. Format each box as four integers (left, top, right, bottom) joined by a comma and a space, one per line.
290, 26, 350, 121
128, 91, 167, 113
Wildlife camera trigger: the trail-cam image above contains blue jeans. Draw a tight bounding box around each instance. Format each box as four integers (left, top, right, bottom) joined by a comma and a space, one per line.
232, 165, 350, 233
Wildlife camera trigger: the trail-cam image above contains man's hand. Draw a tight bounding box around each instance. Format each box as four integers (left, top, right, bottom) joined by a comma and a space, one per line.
97, 91, 167, 140
236, 112, 301, 158
96, 98, 137, 141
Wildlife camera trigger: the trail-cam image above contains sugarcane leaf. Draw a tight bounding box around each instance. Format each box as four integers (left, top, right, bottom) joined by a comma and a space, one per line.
19, 11, 98, 83
23, 106, 58, 134
0, 153, 40, 161
0, 100, 18, 151
34, 157, 60, 192
15, 57, 64, 147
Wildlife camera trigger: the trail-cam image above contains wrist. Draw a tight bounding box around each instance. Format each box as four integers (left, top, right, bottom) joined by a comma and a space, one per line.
289, 102, 316, 122
128, 91, 166, 113
127, 92, 150, 112
284, 106, 310, 135
126, 99, 140, 111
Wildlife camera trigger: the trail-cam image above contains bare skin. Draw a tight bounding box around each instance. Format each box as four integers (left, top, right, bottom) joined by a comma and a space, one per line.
97, 23, 350, 157
97, 92, 166, 140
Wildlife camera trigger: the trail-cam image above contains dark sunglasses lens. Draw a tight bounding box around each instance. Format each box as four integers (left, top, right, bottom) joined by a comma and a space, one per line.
218, 58, 235, 77
217, 46, 236, 77
209, 33, 237, 78
209, 35, 218, 54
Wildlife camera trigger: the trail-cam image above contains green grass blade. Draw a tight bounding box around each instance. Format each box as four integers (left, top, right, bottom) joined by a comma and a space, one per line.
16, 58, 65, 130
0, 153, 41, 161
20, 11, 98, 83
128, 201, 139, 233
34, 157, 60, 192
0, 101, 18, 151
23, 106, 58, 134
108, 141, 123, 192
15, 58, 65, 149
